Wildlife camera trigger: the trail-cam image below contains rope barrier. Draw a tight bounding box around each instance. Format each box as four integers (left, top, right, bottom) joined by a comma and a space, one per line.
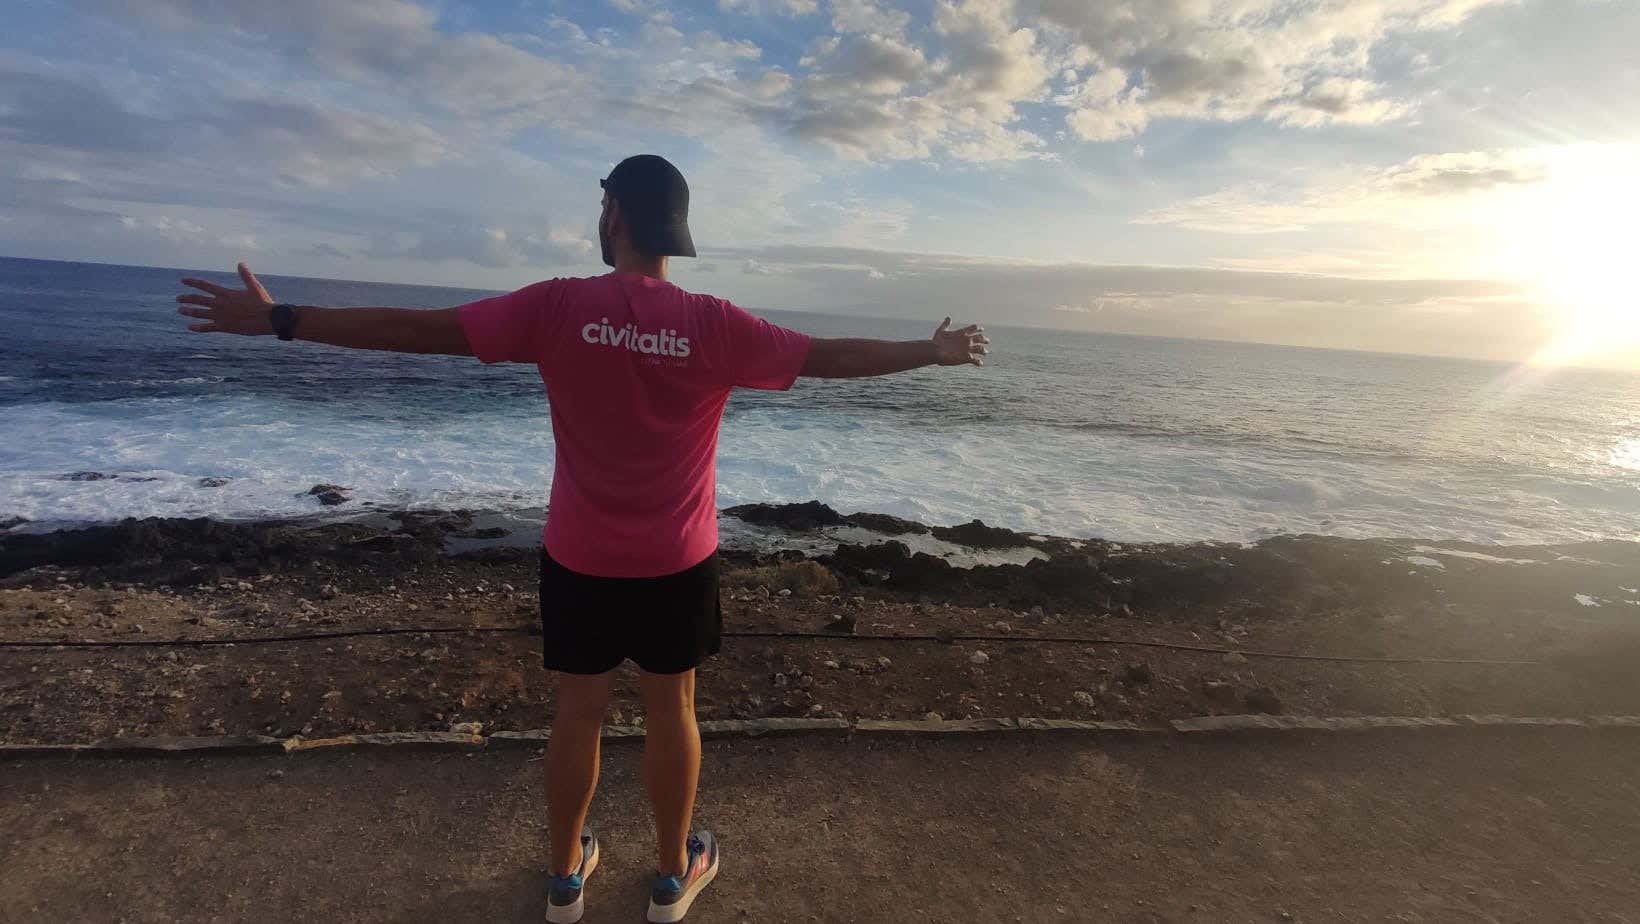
0, 625, 1541, 666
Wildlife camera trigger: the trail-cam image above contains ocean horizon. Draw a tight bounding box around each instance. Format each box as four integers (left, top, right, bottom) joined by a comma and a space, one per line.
3, 255, 1638, 547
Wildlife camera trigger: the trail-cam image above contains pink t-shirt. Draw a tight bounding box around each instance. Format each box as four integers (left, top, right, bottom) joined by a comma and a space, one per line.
456, 272, 812, 578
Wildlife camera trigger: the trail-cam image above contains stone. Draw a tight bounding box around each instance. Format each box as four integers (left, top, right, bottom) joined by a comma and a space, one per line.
1202, 680, 1236, 701
197, 477, 230, 488
235, 581, 254, 592
306, 484, 351, 506
841, 511, 930, 535
823, 660, 841, 670
990, 621, 1013, 633
1244, 687, 1284, 714
1122, 662, 1153, 684
923, 711, 944, 721
318, 584, 338, 600
1072, 691, 1097, 708
876, 656, 892, 669
772, 672, 789, 688
722, 501, 848, 531
1223, 651, 1249, 665
1029, 605, 1046, 618
777, 588, 793, 598
969, 650, 990, 666
929, 519, 1028, 549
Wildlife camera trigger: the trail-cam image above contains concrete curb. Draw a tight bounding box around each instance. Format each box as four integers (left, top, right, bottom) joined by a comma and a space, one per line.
3, 715, 1637, 760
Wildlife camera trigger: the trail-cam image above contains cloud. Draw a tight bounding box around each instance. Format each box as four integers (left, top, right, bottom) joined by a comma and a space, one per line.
392, 227, 594, 269
1134, 148, 1550, 234
0, 63, 450, 187
720, 0, 820, 15
784, 0, 1054, 162
1043, 0, 1509, 140
106, 0, 593, 129
703, 243, 1546, 360
83, 0, 1514, 172
828, 0, 912, 34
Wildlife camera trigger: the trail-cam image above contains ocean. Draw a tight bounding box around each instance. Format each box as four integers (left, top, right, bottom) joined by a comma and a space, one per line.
2, 255, 1637, 546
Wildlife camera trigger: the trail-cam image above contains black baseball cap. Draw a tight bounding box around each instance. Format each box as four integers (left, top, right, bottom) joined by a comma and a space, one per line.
601, 154, 696, 258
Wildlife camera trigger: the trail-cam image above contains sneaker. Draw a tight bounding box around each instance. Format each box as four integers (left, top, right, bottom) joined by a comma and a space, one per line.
545, 830, 600, 924
647, 831, 720, 923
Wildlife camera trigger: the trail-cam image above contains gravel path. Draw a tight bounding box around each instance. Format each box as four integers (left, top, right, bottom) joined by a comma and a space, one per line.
6, 728, 1639, 922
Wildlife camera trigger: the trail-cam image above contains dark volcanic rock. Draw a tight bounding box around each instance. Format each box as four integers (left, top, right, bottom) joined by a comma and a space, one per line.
842, 512, 931, 536
723, 501, 847, 531
1245, 687, 1284, 714
392, 510, 476, 538
453, 527, 509, 540
929, 519, 1028, 549
0, 516, 27, 530
824, 541, 956, 591
0, 516, 451, 584
307, 484, 351, 506
59, 471, 112, 482
197, 477, 231, 488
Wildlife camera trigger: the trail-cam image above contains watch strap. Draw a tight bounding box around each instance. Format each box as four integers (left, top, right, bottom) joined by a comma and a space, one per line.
270, 303, 299, 341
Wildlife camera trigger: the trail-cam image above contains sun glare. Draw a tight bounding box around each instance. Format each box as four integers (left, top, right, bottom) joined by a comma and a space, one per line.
1490, 145, 1640, 369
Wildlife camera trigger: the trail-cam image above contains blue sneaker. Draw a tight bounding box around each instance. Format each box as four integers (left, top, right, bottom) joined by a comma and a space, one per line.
647, 831, 719, 923
545, 830, 599, 923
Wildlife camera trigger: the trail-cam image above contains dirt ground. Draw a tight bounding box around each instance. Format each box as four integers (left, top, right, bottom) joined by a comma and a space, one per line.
5, 728, 1639, 923
4, 512, 1640, 744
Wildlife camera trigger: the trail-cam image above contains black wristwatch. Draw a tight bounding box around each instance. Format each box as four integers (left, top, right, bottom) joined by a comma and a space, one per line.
270, 303, 300, 341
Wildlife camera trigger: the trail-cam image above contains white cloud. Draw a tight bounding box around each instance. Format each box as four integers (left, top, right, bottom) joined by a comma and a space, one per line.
785, 0, 1055, 162
1041, 0, 1510, 140
396, 226, 594, 268
1134, 148, 1551, 234
720, 0, 820, 15
109, 0, 593, 129
0, 63, 450, 187
828, 0, 912, 34
704, 243, 1547, 361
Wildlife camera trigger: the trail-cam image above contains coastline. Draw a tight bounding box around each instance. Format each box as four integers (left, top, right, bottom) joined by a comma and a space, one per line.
2, 502, 1637, 745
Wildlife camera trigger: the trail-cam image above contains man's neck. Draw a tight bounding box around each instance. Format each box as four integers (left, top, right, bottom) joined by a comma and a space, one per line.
614, 253, 668, 281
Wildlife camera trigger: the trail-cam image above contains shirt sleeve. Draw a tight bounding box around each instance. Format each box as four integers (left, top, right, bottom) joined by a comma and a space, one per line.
455, 279, 565, 364
716, 300, 812, 390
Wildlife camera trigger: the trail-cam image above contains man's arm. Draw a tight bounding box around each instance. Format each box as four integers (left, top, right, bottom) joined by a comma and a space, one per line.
800, 317, 989, 378
176, 263, 473, 356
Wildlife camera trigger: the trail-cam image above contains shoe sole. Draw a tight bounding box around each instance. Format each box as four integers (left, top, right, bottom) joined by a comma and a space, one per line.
645, 852, 719, 923
544, 840, 600, 924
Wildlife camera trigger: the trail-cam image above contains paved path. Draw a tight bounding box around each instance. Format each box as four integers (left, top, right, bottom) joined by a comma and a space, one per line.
5, 729, 1639, 922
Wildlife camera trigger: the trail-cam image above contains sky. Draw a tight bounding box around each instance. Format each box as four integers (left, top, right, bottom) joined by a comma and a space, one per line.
3, 0, 1638, 367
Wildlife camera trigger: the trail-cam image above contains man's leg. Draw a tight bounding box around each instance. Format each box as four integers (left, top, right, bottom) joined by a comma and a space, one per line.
638, 668, 699, 876
547, 669, 614, 876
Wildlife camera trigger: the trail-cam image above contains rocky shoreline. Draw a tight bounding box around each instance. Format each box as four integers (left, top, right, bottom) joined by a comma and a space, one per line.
2, 502, 1638, 744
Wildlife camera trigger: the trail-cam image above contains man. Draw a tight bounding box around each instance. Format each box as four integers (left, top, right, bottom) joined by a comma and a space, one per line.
176, 154, 989, 922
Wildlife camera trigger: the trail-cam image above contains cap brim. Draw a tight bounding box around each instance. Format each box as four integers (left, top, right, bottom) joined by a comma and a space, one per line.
638, 223, 696, 258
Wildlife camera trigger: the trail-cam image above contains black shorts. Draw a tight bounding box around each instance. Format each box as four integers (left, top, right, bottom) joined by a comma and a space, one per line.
538, 548, 722, 675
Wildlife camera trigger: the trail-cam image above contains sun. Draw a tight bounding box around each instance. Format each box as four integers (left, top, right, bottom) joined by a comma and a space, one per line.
1491, 145, 1640, 368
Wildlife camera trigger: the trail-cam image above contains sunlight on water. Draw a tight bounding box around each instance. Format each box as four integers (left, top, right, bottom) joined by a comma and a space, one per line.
1612, 439, 1640, 473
